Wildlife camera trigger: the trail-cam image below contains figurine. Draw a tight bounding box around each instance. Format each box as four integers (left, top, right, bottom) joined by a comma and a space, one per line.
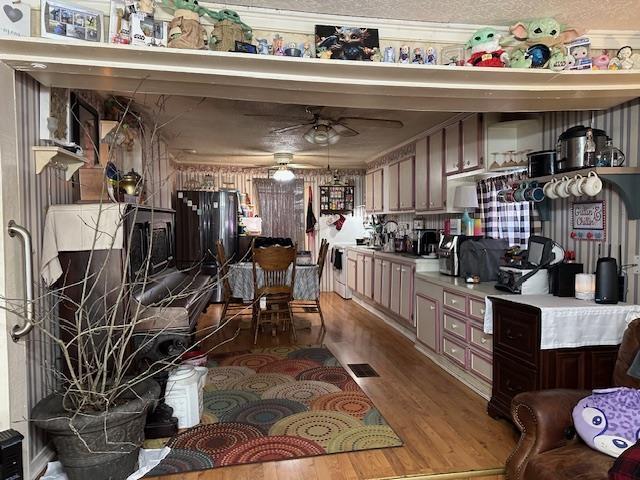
382, 46, 395, 63
317, 47, 332, 59
441, 45, 465, 66
527, 43, 551, 68
301, 42, 313, 58
504, 17, 582, 48
616, 46, 640, 69
256, 38, 270, 55
566, 38, 592, 70
508, 48, 532, 68
272, 34, 285, 56
371, 47, 382, 62
412, 47, 424, 64
425, 46, 437, 65
608, 57, 622, 70
284, 42, 301, 57
399, 45, 410, 63
465, 28, 508, 67
549, 48, 569, 71
592, 51, 610, 70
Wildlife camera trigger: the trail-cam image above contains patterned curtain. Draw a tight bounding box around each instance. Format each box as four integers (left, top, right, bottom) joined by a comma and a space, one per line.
254, 178, 305, 247
477, 173, 539, 247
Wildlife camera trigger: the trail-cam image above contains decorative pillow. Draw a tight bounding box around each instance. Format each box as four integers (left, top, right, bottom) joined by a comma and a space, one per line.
573, 387, 640, 458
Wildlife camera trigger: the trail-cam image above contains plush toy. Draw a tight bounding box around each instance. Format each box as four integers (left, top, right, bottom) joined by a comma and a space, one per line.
592, 52, 611, 70
466, 28, 508, 67
573, 387, 640, 458
549, 47, 571, 71
505, 17, 582, 48
508, 48, 532, 68
399, 45, 410, 64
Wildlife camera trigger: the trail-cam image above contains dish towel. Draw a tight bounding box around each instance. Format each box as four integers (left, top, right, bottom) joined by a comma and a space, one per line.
41, 203, 127, 287
332, 249, 343, 270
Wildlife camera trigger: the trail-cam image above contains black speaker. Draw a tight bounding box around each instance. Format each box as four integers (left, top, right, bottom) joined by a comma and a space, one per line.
550, 263, 584, 297
0, 429, 23, 480
595, 257, 619, 304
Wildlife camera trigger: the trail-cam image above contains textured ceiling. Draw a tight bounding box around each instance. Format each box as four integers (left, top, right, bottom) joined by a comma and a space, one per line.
131, 95, 454, 168
223, 0, 640, 30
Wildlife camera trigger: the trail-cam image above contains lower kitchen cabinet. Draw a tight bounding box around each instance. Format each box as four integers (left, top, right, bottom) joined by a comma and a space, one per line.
356, 254, 365, 296
346, 255, 357, 292
390, 263, 402, 315
380, 260, 391, 309
363, 255, 373, 299
399, 265, 414, 323
416, 293, 439, 353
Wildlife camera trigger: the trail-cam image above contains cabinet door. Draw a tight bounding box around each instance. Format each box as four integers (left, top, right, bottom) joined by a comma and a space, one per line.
462, 114, 483, 171
390, 263, 401, 314
428, 130, 444, 210
365, 172, 374, 212
398, 158, 414, 210
416, 294, 438, 352
356, 254, 365, 295
380, 260, 391, 308
388, 163, 399, 211
399, 265, 414, 322
373, 258, 383, 304
415, 138, 428, 211
346, 258, 357, 291
363, 255, 373, 299
372, 169, 384, 212
445, 122, 461, 175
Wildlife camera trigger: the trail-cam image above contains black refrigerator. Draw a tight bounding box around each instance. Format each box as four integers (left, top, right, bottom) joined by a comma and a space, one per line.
175, 190, 238, 301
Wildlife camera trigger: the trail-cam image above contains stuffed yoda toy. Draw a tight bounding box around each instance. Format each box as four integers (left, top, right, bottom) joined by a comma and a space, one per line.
466, 28, 509, 67
506, 17, 583, 48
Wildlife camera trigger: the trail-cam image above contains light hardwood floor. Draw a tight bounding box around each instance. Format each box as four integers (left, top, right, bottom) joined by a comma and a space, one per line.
152, 293, 517, 480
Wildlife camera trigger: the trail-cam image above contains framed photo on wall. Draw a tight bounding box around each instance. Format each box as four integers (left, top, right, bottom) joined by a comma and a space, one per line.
41, 0, 103, 43
571, 200, 606, 241
70, 92, 99, 166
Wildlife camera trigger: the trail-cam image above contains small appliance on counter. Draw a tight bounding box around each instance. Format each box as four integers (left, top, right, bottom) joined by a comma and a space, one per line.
556, 125, 608, 173
550, 262, 584, 297
527, 150, 556, 177
596, 255, 619, 304
438, 234, 480, 276
495, 235, 565, 294
413, 229, 439, 257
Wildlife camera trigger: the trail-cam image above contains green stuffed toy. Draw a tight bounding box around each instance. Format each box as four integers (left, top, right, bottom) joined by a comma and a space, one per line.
465, 28, 509, 67
505, 17, 582, 48
508, 49, 532, 68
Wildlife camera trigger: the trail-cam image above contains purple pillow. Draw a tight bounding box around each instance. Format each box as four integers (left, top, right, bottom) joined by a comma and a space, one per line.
573, 387, 640, 458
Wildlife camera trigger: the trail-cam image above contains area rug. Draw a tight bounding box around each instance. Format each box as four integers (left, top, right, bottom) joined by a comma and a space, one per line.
145, 345, 402, 476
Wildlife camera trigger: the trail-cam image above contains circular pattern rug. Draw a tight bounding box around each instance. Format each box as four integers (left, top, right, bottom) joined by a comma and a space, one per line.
296, 367, 357, 391
263, 380, 341, 406
223, 373, 295, 394
168, 423, 264, 459
310, 391, 374, 420
220, 353, 281, 369
257, 359, 321, 377
253, 346, 299, 357
288, 347, 336, 364
203, 390, 261, 417
326, 425, 403, 453
363, 408, 388, 426
146, 448, 215, 476
217, 435, 325, 466
269, 410, 363, 448
219, 399, 308, 434
206, 366, 255, 391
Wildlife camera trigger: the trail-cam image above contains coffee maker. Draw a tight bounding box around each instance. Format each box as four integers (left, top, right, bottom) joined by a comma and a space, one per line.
413, 229, 438, 256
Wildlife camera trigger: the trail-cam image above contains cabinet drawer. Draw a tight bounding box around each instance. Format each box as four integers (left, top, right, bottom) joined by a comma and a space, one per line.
469, 323, 492, 354
469, 297, 486, 321
443, 290, 466, 314
443, 312, 467, 341
469, 350, 492, 383
494, 306, 539, 365
493, 352, 537, 401
442, 335, 466, 368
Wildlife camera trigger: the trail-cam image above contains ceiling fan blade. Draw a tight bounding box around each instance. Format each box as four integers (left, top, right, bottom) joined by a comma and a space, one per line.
332, 123, 359, 137
243, 113, 310, 121
272, 123, 314, 134
337, 117, 404, 128
288, 163, 318, 169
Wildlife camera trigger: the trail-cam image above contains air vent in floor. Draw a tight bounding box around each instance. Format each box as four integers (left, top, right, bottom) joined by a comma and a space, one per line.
347, 363, 379, 378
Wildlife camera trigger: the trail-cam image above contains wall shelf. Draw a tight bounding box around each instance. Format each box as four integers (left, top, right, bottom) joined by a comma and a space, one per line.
531, 167, 640, 220
2, 37, 640, 112
33, 146, 87, 181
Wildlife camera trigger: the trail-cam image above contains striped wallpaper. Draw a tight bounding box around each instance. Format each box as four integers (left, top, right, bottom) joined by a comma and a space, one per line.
541, 99, 640, 304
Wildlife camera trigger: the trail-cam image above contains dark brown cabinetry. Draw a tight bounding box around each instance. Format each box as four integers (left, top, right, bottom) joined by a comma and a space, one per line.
488, 297, 619, 420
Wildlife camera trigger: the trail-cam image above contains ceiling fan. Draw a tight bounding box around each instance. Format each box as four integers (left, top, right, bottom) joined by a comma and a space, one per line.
246, 107, 404, 146
266, 153, 317, 181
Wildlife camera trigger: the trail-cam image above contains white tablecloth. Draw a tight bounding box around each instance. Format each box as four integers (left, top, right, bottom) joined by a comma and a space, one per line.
41, 203, 127, 286
229, 263, 320, 302
484, 294, 640, 350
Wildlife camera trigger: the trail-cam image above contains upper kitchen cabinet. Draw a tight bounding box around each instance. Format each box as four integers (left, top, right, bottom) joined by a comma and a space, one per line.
365, 172, 374, 212
388, 163, 399, 211
428, 131, 445, 210
365, 168, 384, 213
444, 122, 462, 175
398, 157, 414, 211
461, 114, 484, 172
415, 138, 428, 212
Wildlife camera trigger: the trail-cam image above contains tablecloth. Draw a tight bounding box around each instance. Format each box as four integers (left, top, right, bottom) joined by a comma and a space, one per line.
228, 263, 319, 302
41, 203, 127, 286
484, 294, 640, 350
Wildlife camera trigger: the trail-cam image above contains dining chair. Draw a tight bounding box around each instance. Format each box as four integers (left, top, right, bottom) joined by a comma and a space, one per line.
252, 243, 297, 344
215, 240, 250, 325
290, 239, 329, 331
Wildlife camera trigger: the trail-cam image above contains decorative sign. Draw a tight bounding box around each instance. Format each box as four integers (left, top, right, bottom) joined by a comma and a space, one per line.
40, 0, 103, 43
571, 201, 606, 241
0, 1, 31, 37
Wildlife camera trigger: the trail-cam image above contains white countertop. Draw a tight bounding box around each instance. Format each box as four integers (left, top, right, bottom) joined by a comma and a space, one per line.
415, 271, 501, 298
345, 245, 439, 272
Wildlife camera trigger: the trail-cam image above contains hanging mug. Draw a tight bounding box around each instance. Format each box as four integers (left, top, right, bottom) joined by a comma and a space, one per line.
555, 176, 571, 198
582, 171, 603, 196
514, 182, 528, 202
498, 189, 515, 203
524, 184, 545, 202
543, 178, 559, 199
568, 174, 584, 196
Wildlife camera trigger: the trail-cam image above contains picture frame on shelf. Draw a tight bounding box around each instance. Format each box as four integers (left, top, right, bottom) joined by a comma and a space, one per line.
70, 92, 100, 167
234, 40, 257, 54
0, 0, 31, 37
41, 0, 103, 43
315, 25, 379, 61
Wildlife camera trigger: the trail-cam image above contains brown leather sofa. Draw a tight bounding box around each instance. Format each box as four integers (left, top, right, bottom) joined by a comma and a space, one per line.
506, 318, 640, 480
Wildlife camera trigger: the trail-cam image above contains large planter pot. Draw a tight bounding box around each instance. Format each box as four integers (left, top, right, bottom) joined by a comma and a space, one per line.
32, 379, 160, 480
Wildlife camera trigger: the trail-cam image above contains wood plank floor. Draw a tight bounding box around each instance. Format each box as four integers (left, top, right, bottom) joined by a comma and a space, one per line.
152, 293, 517, 480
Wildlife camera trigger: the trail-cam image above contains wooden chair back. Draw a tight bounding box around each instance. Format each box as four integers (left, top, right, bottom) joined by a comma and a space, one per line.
317, 240, 329, 279
215, 240, 233, 299
252, 244, 297, 298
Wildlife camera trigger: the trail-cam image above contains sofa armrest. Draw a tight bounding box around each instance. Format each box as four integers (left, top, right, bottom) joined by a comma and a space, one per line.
506, 389, 590, 480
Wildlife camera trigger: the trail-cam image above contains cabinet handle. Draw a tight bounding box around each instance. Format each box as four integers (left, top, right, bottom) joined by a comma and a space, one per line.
480, 308, 486, 314
429, 305, 436, 311
450, 347, 458, 354
450, 299, 457, 305
505, 328, 523, 341
451, 323, 458, 329
505, 378, 522, 393
481, 337, 487, 344
396, 268, 401, 271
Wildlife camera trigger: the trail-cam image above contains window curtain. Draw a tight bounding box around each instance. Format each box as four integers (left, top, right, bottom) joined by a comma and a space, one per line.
254, 178, 305, 247
477, 173, 539, 247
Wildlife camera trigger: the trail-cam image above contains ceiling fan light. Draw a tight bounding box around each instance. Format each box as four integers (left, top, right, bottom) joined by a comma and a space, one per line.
273, 166, 295, 182
304, 125, 341, 145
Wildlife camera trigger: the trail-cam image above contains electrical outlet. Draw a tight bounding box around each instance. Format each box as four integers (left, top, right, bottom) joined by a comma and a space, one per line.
630, 255, 640, 275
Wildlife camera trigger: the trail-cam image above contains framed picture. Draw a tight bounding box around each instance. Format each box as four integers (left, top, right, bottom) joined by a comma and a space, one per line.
315, 25, 379, 61
41, 0, 103, 43
234, 41, 257, 54
70, 93, 100, 166
571, 200, 606, 241
0, 0, 31, 37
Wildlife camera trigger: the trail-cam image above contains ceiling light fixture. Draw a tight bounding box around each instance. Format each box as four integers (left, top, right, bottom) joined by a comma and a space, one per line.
272, 152, 295, 182
303, 123, 340, 146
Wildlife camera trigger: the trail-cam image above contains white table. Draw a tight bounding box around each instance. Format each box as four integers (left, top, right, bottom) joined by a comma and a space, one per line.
228, 263, 320, 302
